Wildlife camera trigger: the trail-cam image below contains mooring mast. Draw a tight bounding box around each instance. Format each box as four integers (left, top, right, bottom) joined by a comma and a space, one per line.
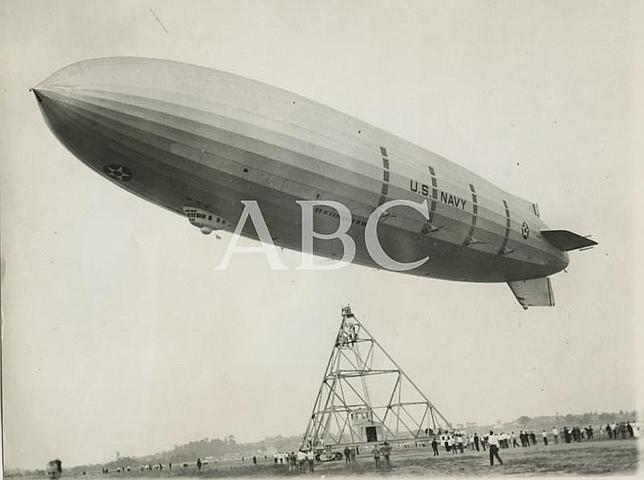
301, 306, 451, 451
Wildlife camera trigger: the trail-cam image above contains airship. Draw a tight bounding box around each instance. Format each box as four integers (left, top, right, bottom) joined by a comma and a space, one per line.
32, 57, 596, 309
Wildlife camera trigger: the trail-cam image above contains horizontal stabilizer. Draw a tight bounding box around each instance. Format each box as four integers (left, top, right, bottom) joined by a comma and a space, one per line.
541, 230, 597, 251
508, 277, 555, 310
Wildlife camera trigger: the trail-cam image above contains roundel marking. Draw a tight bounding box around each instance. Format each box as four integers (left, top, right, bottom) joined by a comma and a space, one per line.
103, 164, 133, 182
521, 221, 530, 240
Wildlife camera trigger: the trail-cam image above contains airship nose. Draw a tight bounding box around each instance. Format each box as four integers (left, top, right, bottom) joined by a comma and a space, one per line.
32, 60, 183, 195
31, 88, 44, 103
30, 88, 63, 118
31, 87, 61, 129
31, 86, 62, 110
31, 86, 76, 141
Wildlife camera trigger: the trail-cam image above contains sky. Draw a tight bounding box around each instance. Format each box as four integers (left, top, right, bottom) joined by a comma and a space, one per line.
1, 0, 643, 471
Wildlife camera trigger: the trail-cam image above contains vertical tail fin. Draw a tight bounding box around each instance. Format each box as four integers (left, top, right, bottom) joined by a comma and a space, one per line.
508, 277, 555, 310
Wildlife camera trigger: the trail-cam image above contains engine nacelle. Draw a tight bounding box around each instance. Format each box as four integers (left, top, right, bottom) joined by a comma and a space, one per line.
183, 206, 231, 235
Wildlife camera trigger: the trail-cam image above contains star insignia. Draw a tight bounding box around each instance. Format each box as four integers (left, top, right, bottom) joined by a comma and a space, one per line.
521, 222, 530, 240
103, 164, 133, 182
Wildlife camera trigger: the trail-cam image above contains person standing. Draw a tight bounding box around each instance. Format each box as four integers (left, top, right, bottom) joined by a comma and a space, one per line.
457, 434, 464, 453
306, 450, 315, 473
431, 436, 440, 456
552, 427, 559, 444
487, 431, 503, 466
449, 435, 457, 454
474, 433, 480, 452
344, 446, 351, 466
372, 444, 381, 470
297, 450, 307, 473
564, 427, 571, 443
196, 458, 202, 471
542, 430, 549, 446
512, 432, 519, 448
381, 442, 392, 469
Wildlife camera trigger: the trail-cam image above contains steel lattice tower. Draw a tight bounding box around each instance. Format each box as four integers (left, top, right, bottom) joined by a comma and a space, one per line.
301, 306, 451, 451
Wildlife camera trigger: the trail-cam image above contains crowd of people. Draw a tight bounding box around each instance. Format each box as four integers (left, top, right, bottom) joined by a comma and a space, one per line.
605, 422, 638, 439
428, 421, 638, 456
370, 442, 392, 470
272, 442, 394, 474
423, 421, 639, 466
83, 420, 640, 476
273, 450, 315, 473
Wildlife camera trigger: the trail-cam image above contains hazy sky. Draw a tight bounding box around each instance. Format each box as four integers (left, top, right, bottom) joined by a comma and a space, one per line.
2, 0, 643, 471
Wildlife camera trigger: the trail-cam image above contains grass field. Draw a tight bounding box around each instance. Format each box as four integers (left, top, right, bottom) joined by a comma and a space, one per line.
321, 440, 641, 476
283, 440, 639, 476
9, 440, 639, 478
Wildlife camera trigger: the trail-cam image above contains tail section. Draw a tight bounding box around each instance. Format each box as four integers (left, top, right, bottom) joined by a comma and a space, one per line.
508, 277, 555, 310
541, 230, 597, 251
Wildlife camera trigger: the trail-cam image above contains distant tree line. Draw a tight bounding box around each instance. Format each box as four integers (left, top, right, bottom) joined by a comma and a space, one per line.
503, 411, 639, 432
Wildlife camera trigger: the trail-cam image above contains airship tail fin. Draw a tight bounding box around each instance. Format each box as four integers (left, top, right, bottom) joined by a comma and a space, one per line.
508, 277, 555, 310
541, 230, 597, 251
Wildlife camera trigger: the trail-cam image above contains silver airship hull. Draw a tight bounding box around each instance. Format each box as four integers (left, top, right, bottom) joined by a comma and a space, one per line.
33, 57, 571, 289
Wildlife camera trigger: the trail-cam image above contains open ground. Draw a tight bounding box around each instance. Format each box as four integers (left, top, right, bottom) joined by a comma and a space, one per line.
14, 439, 638, 478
